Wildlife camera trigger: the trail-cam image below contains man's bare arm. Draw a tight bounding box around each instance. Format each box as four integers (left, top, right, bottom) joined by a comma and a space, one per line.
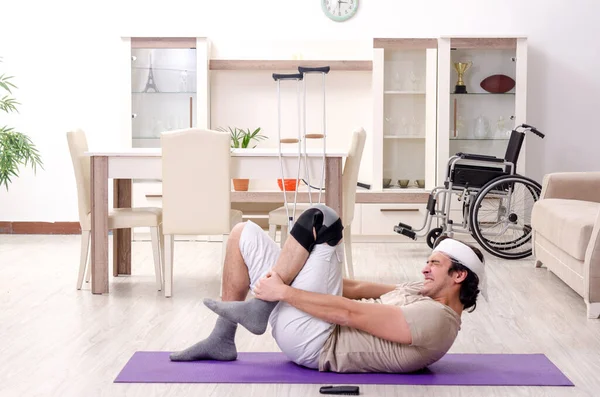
342, 278, 397, 300
282, 286, 412, 345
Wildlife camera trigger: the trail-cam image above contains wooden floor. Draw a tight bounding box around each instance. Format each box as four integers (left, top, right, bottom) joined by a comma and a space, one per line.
1, 234, 599, 397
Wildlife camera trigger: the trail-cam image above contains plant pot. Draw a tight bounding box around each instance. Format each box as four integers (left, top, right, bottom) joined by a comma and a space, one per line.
233, 178, 249, 191
277, 179, 299, 191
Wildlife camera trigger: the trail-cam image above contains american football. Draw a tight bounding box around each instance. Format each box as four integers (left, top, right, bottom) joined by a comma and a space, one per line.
480, 74, 516, 93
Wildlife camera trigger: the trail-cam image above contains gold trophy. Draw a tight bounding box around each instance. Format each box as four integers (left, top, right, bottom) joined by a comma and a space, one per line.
453, 61, 472, 93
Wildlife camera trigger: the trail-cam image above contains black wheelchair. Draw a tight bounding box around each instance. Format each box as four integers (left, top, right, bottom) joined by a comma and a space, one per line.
394, 124, 545, 259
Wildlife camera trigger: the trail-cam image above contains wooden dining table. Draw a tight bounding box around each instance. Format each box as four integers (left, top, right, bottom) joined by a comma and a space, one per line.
84, 148, 346, 294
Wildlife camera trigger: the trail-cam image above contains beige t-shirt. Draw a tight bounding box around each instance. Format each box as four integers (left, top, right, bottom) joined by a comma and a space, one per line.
318, 281, 461, 373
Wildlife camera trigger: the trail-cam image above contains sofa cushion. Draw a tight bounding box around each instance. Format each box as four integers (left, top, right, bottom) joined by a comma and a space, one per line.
532, 199, 600, 261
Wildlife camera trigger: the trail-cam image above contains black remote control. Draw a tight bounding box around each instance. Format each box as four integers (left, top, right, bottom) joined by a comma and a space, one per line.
319, 385, 360, 395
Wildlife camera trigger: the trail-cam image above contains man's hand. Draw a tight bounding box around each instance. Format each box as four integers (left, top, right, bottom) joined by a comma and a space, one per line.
254, 271, 288, 302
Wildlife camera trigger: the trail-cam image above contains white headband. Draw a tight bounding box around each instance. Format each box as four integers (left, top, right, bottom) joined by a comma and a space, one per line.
432, 239, 488, 301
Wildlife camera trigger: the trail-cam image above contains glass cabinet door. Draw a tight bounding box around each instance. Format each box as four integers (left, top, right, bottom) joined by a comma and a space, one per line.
373, 39, 437, 191
449, 45, 516, 158
437, 37, 526, 183
131, 43, 197, 148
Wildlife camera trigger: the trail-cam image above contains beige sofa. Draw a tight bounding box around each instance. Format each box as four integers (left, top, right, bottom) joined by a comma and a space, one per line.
531, 172, 600, 319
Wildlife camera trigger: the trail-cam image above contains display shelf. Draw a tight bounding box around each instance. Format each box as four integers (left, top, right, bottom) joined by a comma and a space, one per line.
130, 45, 199, 149
450, 138, 509, 141
436, 37, 526, 181
132, 91, 196, 94
450, 92, 515, 96
132, 66, 196, 72
383, 135, 426, 139
383, 186, 427, 192
374, 40, 437, 191
384, 90, 426, 95
209, 59, 372, 71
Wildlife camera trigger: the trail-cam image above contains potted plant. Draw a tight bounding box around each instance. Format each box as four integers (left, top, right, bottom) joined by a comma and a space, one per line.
0, 58, 43, 191
218, 126, 267, 191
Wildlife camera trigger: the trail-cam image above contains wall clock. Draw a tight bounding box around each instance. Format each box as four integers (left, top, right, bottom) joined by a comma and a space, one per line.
321, 0, 358, 22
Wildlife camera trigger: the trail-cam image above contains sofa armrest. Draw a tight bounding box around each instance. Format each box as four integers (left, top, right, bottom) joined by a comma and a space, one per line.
541, 172, 600, 203
584, 209, 600, 304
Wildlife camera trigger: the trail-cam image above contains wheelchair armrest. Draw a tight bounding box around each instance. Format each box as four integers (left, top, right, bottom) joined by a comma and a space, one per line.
456, 152, 505, 163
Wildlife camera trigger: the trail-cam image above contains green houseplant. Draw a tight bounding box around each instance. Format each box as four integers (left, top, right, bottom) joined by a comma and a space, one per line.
218, 126, 267, 191
0, 58, 43, 190
219, 126, 267, 149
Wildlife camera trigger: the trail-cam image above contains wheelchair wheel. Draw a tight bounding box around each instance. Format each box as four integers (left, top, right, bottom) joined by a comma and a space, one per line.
477, 183, 538, 252
469, 175, 542, 259
426, 227, 444, 249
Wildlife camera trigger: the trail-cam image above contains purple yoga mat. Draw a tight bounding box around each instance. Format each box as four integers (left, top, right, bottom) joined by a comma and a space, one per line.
114, 352, 573, 386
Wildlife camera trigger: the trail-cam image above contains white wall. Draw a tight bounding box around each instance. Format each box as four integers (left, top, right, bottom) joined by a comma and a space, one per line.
1, 0, 599, 221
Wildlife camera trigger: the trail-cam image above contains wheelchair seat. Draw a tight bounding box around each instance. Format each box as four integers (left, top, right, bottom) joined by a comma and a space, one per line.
448, 163, 507, 189
446, 129, 525, 189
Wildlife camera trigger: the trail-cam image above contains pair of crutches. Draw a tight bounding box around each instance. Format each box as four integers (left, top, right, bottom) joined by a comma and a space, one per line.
272, 66, 330, 230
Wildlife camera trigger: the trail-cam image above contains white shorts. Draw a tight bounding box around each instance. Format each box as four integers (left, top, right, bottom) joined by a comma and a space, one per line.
239, 220, 344, 369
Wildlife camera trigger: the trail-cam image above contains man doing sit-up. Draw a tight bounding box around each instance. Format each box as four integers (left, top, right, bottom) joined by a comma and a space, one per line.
170, 204, 486, 373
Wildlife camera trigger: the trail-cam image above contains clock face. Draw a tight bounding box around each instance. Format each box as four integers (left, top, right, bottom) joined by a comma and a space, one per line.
322, 0, 358, 22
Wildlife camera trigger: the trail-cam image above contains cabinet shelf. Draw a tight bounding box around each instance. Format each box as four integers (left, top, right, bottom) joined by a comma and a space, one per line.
384, 90, 426, 95
209, 59, 372, 71
132, 66, 196, 73
450, 138, 509, 141
384, 135, 425, 139
132, 91, 196, 94
450, 92, 515, 96
383, 187, 427, 192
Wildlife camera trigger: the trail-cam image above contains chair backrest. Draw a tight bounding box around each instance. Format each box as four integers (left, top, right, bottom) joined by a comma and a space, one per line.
342, 128, 367, 226
503, 129, 525, 172
161, 128, 232, 235
66, 129, 91, 230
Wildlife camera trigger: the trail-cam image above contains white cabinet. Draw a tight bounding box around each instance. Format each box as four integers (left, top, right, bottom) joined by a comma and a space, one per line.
360, 203, 427, 236
121, 37, 211, 149
373, 37, 528, 190
372, 39, 438, 192
437, 37, 528, 183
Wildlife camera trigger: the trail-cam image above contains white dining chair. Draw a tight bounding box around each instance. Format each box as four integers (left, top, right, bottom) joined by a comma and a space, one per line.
161, 128, 243, 297
67, 129, 163, 291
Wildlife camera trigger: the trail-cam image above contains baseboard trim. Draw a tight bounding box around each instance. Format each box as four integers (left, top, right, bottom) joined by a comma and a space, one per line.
0, 222, 81, 234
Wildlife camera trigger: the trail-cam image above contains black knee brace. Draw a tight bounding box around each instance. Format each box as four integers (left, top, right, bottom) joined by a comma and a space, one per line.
290, 204, 344, 252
